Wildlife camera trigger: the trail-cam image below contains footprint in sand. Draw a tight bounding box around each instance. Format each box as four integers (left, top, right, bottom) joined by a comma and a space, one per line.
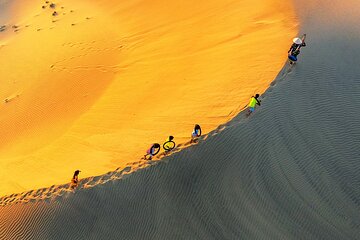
85, 176, 101, 185
114, 166, 132, 177
270, 80, 277, 86
4, 94, 20, 103
286, 67, 293, 74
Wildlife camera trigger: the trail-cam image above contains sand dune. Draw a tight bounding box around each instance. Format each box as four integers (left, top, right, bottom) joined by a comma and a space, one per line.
0, 0, 297, 196
0, 0, 360, 239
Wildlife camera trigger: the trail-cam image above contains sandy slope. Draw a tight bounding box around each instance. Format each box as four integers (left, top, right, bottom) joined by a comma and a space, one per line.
1, 0, 360, 239
0, 0, 297, 196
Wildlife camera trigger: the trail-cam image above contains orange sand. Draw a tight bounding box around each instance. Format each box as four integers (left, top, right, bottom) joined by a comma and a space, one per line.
0, 0, 297, 196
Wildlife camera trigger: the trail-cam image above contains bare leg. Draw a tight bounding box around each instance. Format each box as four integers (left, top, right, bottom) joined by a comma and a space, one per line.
144, 154, 152, 160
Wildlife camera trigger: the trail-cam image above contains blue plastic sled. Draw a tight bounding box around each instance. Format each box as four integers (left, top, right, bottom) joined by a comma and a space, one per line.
288, 55, 297, 61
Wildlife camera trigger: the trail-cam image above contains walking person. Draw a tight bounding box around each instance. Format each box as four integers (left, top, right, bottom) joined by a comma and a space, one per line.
144, 143, 160, 160
246, 94, 261, 117
163, 136, 175, 153
190, 124, 202, 143
71, 170, 81, 188
288, 34, 306, 64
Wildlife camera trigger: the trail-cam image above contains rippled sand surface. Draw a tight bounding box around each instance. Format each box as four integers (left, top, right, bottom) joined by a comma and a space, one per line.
2, 0, 359, 239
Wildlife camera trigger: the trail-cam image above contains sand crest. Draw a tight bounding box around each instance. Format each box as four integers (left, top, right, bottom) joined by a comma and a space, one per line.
0, 0, 297, 196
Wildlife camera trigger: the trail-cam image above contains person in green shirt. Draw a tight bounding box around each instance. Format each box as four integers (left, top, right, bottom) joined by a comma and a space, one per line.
246, 94, 261, 116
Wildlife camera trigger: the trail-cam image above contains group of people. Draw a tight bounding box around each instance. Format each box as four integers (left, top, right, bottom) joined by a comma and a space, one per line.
144, 124, 202, 160
71, 94, 259, 185
71, 35, 306, 186
70, 125, 202, 185
143, 92, 262, 160
141, 34, 309, 160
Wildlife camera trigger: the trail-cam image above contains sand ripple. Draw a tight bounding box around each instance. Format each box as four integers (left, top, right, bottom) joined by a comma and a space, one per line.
1, 0, 360, 239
